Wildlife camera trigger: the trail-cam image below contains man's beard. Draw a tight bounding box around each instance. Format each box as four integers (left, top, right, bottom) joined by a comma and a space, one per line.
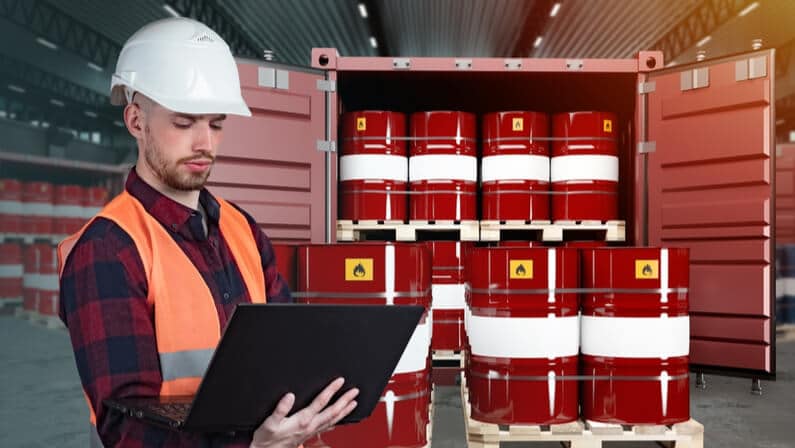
143, 131, 214, 191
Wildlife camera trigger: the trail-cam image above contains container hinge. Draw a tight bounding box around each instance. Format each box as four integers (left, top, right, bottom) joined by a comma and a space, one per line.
638, 141, 656, 154
316, 79, 336, 92
317, 140, 337, 153
392, 58, 411, 70
504, 58, 522, 70
455, 59, 473, 70
735, 56, 767, 81
681, 67, 709, 91
565, 59, 584, 71
638, 81, 656, 94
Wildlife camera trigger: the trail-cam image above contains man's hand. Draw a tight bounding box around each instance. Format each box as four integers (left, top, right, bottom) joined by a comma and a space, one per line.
250, 377, 359, 448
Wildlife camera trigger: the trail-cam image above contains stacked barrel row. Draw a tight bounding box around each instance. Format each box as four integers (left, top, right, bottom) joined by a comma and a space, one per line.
295, 244, 433, 448
0, 179, 109, 236
776, 245, 795, 324
464, 246, 690, 425
0, 242, 59, 323
340, 110, 619, 223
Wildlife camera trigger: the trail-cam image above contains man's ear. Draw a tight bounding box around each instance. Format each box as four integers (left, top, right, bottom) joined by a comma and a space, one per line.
124, 102, 144, 140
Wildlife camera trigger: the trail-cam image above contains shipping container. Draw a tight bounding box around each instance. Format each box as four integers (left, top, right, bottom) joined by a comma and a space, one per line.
218, 48, 776, 379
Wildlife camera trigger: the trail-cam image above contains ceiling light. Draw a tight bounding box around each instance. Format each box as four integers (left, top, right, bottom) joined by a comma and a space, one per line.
370, 37, 378, 48
738, 2, 759, 17
50, 99, 65, 107
358, 3, 368, 18
534, 36, 543, 48
696, 36, 711, 47
87, 62, 103, 72
162, 4, 180, 17
751, 38, 763, 50
36, 37, 58, 50
696, 50, 707, 61
7, 84, 25, 94
84, 110, 98, 118
550, 3, 561, 17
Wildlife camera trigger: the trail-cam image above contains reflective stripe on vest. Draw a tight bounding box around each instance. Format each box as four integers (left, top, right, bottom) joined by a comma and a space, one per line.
59, 190, 267, 445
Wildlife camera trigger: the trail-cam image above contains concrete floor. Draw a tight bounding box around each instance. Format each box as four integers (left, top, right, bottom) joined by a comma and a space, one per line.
1, 315, 794, 448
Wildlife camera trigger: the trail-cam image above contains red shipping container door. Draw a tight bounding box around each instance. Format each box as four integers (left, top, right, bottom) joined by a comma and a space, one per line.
340, 111, 408, 222
295, 244, 432, 448
466, 247, 579, 425
53, 185, 85, 236
213, 62, 332, 244
22, 182, 54, 235
645, 50, 776, 376
0, 243, 24, 306
581, 248, 690, 425
0, 179, 23, 234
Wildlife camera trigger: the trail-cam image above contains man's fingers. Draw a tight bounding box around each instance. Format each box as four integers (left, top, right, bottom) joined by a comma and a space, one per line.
330, 400, 358, 426
312, 387, 360, 431
308, 377, 345, 414
268, 392, 295, 425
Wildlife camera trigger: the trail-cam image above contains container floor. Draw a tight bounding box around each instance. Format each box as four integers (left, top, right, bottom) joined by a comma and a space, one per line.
1, 314, 793, 447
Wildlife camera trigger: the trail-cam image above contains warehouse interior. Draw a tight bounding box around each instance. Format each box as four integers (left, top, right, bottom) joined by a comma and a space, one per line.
1, 1, 795, 447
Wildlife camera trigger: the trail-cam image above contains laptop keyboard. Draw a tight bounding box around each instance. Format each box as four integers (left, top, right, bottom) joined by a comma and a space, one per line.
148, 403, 191, 420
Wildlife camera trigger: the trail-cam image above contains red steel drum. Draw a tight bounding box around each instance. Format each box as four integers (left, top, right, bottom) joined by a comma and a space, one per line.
551, 111, 619, 222
22, 244, 40, 315
0, 179, 23, 234
83, 187, 109, 220
410, 111, 477, 221
271, 244, 298, 292
581, 247, 690, 424
428, 241, 473, 352
482, 111, 550, 221
0, 243, 23, 303
297, 243, 432, 448
340, 111, 408, 221
22, 182, 54, 235
53, 185, 85, 235
466, 247, 579, 424
36, 244, 58, 318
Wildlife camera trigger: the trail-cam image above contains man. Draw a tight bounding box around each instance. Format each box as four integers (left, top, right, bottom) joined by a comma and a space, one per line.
58, 18, 358, 447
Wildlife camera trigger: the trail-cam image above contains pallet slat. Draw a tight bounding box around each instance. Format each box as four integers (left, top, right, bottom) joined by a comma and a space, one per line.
479, 220, 626, 242
461, 373, 703, 447
337, 220, 479, 242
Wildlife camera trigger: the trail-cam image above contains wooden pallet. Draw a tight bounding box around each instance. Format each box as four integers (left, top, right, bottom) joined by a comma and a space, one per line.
432, 350, 463, 362
37, 314, 64, 329
337, 220, 479, 242
480, 220, 625, 242
0, 298, 22, 315
777, 323, 795, 342
460, 374, 703, 448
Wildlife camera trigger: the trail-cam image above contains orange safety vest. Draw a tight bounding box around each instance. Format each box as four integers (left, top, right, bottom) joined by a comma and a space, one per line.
58, 191, 266, 446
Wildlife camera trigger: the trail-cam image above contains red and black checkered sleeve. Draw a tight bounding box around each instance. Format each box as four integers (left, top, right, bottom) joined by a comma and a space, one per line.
58, 218, 198, 447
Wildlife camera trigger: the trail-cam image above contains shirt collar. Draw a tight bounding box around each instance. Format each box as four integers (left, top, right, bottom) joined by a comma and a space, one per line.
125, 167, 221, 236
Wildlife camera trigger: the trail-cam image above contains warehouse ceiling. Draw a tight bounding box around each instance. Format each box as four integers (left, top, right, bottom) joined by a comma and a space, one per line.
0, 0, 794, 150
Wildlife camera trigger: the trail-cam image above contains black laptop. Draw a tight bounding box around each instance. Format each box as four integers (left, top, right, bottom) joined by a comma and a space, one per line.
104, 303, 424, 433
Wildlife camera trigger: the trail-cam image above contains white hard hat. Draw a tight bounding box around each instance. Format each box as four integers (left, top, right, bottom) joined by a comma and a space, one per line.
110, 17, 251, 116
